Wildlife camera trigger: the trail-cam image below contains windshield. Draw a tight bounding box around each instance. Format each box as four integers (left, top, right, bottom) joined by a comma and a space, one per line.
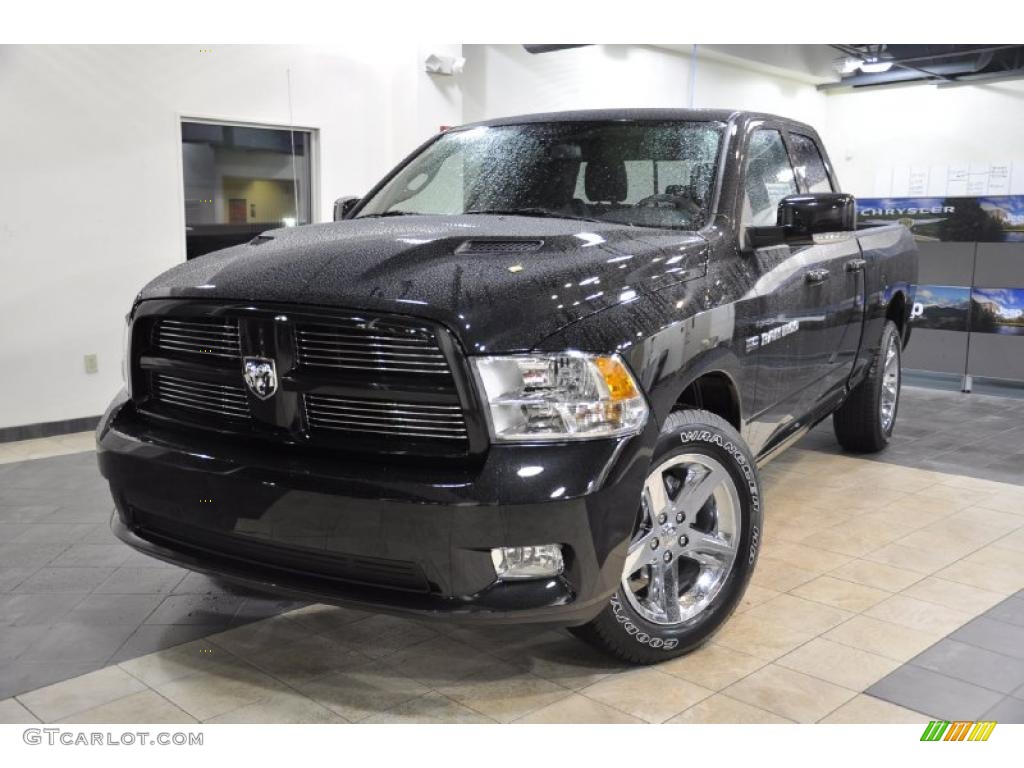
357, 121, 725, 230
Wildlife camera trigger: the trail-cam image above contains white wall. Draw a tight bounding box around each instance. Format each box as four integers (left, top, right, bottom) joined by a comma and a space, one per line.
461, 45, 826, 129
821, 80, 1024, 197
0, 44, 461, 430
4, 43, 1023, 432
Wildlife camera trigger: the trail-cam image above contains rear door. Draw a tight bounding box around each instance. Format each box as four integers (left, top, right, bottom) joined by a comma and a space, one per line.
783, 131, 865, 408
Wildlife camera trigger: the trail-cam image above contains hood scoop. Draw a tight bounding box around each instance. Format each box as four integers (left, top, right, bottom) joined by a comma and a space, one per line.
455, 239, 544, 255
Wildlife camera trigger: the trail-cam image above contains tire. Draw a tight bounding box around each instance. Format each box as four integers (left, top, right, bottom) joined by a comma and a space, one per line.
571, 409, 763, 664
833, 320, 902, 453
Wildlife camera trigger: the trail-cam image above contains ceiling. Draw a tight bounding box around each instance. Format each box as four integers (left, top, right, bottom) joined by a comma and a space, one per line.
521, 44, 1024, 91
822, 44, 1024, 90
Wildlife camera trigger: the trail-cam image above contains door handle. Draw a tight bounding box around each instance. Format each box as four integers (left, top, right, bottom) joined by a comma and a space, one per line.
845, 258, 867, 272
805, 268, 830, 285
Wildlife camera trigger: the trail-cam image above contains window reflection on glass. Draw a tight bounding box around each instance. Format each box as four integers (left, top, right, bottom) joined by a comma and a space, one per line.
181, 121, 313, 259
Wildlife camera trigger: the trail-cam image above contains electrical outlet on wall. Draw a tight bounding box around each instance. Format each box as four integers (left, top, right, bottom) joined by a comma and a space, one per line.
84, 354, 98, 374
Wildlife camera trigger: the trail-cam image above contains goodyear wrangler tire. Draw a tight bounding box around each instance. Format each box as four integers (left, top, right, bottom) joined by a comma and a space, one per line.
833, 320, 901, 453
572, 409, 762, 664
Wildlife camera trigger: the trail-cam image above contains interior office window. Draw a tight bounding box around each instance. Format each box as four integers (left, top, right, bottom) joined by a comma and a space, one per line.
742, 129, 797, 228
789, 133, 833, 193
181, 121, 313, 259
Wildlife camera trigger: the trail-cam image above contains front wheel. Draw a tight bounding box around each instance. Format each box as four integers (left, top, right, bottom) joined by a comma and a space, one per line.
572, 409, 763, 664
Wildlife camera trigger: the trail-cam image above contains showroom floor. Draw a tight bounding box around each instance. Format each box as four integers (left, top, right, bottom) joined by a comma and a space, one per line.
1, 385, 1022, 724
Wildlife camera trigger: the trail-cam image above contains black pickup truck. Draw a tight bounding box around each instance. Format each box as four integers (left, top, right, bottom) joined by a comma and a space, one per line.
98, 109, 917, 662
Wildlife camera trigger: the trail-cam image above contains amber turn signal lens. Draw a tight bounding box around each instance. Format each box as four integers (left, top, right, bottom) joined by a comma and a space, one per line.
595, 356, 640, 401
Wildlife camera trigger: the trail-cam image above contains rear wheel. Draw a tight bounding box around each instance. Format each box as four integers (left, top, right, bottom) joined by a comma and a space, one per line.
833, 320, 902, 453
572, 409, 762, 664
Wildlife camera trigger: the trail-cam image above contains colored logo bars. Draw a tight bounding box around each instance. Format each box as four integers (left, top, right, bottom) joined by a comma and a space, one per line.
920, 721, 997, 741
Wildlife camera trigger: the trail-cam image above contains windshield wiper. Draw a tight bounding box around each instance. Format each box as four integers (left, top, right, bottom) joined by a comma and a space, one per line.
357, 211, 421, 218
465, 208, 605, 224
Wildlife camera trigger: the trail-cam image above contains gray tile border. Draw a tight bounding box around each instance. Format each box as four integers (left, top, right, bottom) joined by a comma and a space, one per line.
984, 595, 1024, 628
981, 695, 1024, 723
65, 594, 166, 627
909, 638, 1024, 695
0, 660, 101, 701
93, 567, 187, 595
12, 567, 117, 594
868, 665, 1005, 721
950, 617, 1024, 661
18, 623, 139, 663
0, 593, 85, 627
867, 589, 1024, 723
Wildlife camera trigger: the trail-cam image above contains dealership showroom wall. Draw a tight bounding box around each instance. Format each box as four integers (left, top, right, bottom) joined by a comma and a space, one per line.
2, 43, 1024, 730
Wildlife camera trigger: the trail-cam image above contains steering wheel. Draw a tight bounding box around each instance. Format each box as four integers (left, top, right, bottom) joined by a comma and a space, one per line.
635, 193, 700, 214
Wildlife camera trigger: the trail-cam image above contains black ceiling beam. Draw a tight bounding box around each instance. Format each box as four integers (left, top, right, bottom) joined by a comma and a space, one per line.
936, 67, 1024, 88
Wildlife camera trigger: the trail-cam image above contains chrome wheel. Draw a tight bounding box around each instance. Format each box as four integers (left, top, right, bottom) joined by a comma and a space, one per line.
622, 453, 741, 626
879, 332, 901, 433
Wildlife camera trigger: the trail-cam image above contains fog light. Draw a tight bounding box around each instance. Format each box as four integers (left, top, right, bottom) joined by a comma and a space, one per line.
491, 545, 564, 581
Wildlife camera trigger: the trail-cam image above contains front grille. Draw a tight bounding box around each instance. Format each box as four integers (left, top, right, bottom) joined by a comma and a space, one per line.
134, 304, 477, 456
152, 374, 250, 421
305, 394, 468, 442
156, 318, 240, 359
295, 323, 451, 376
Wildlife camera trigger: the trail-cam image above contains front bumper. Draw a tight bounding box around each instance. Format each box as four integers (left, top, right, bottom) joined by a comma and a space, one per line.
97, 392, 656, 626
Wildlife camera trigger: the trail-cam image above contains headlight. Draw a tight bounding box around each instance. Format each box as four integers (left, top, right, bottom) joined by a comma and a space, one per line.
471, 352, 648, 441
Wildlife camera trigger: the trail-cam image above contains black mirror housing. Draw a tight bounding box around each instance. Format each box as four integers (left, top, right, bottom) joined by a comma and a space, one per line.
777, 193, 856, 240
333, 196, 361, 221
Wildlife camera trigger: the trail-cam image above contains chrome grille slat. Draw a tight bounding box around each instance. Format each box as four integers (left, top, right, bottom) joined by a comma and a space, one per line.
156, 318, 240, 360
155, 386, 249, 411
309, 403, 465, 421
298, 340, 438, 353
159, 325, 239, 337
295, 323, 453, 377
307, 422, 468, 440
310, 412, 466, 428
296, 330, 435, 345
297, 344, 447, 360
305, 393, 469, 444
298, 361, 452, 375
157, 394, 249, 417
299, 353, 448, 367
310, 415, 467, 434
152, 373, 250, 421
160, 375, 245, 393
310, 397, 461, 412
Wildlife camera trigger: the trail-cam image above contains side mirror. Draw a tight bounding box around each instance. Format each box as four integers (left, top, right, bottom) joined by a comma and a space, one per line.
333, 196, 361, 221
745, 193, 856, 249
778, 193, 856, 238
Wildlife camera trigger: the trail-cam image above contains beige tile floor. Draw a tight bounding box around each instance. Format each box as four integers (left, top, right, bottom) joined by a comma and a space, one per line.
2, 434, 1024, 724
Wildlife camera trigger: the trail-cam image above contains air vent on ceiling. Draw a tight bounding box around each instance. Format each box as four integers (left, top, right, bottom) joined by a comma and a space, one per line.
455, 239, 545, 255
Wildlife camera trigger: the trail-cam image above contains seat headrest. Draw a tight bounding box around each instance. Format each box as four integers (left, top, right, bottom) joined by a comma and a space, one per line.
585, 160, 627, 203
688, 163, 715, 204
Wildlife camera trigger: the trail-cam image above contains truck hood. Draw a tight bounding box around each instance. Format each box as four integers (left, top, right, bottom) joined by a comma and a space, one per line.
140, 215, 707, 352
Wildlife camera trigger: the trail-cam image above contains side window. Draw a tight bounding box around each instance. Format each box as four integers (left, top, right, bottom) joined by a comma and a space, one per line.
742, 129, 797, 228
789, 133, 833, 193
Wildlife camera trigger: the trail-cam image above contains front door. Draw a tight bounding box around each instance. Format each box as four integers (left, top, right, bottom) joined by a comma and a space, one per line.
738, 127, 829, 450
